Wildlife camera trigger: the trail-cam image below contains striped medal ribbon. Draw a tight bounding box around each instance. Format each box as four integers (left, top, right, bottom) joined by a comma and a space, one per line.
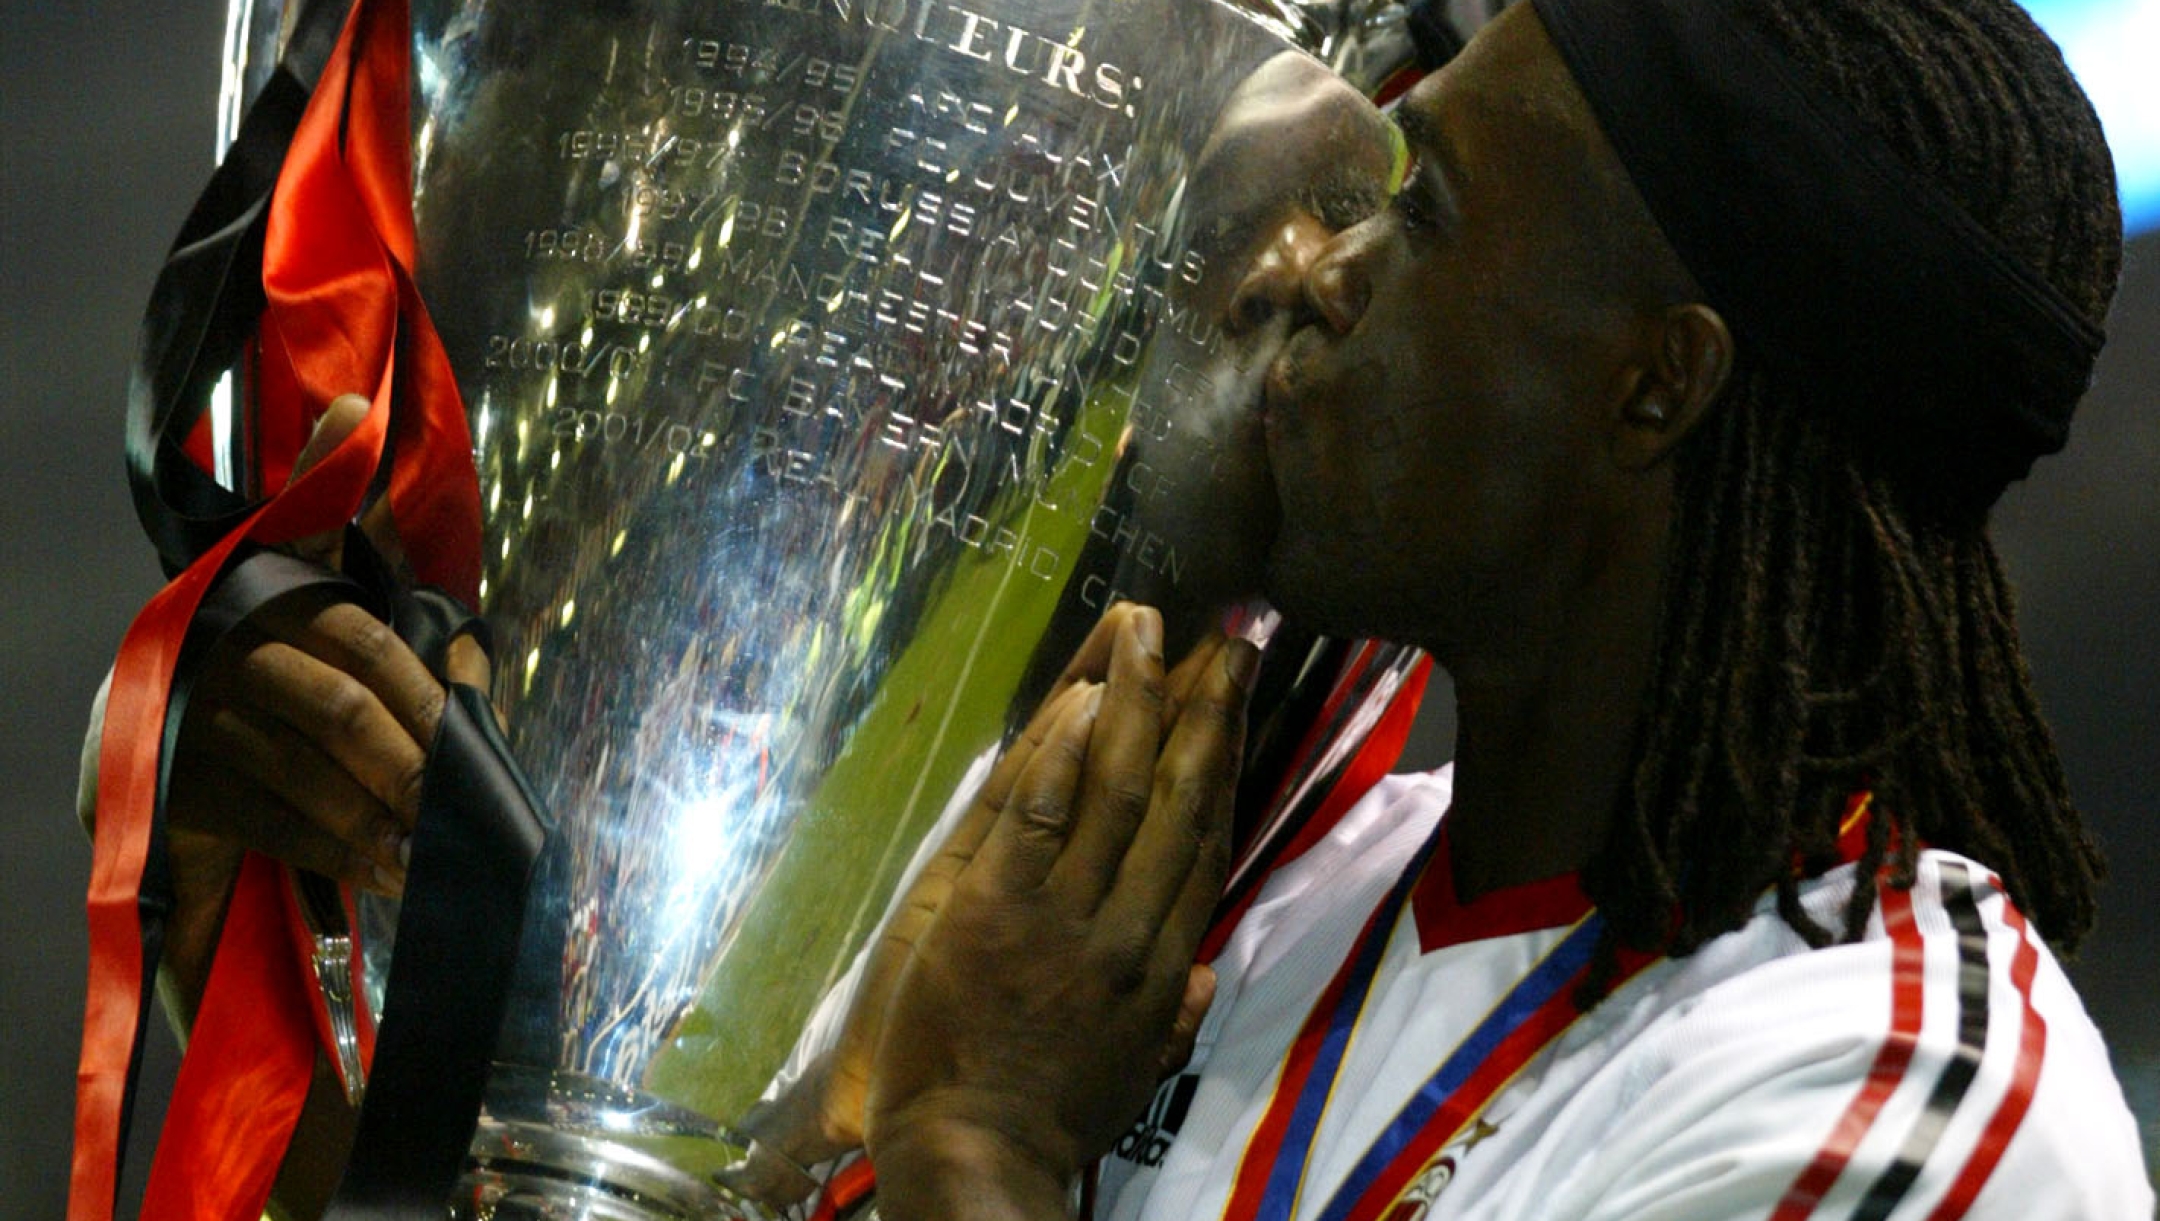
1217, 839, 1658, 1221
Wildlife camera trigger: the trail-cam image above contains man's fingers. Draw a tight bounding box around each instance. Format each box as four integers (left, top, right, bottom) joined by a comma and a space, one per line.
1099, 638, 1254, 937
169, 746, 402, 895
1158, 963, 1217, 1080
355, 489, 410, 579
970, 681, 1099, 895
284, 393, 372, 568
923, 681, 1097, 909
1163, 635, 1228, 727
226, 631, 432, 828
825, 677, 1103, 1159
981, 599, 1136, 793
262, 597, 450, 750
179, 700, 408, 881
1053, 608, 1169, 907
973, 679, 1097, 838
445, 634, 492, 691
1051, 602, 1154, 695
293, 394, 372, 477
956, 605, 1174, 902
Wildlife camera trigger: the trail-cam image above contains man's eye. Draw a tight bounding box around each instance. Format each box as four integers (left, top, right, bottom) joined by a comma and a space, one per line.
1392, 190, 1431, 230
1378, 118, 1438, 234
1389, 155, 1435, 232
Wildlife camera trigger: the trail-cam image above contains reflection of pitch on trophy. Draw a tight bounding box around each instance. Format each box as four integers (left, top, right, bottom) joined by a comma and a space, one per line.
718, 52, 1404, 1210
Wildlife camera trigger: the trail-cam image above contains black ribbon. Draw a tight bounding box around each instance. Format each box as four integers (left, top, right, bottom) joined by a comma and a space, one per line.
324, 674, 546, 1218
119, 0, 549, 1213
126, 0, 353, 578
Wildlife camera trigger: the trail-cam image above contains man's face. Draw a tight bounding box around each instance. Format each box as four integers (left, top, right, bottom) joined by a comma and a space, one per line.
1120, 53, 1396, 609
1184, 53, 1399, 329
1258, 5, 1656, 659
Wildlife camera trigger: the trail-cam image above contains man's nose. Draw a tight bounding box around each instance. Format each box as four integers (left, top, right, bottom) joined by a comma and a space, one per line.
1225, 211, 1334, 337
1302, 223, 1375, 336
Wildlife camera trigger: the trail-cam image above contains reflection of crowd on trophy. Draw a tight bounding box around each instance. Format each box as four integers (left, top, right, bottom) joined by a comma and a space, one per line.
78, 0, 2156, 1217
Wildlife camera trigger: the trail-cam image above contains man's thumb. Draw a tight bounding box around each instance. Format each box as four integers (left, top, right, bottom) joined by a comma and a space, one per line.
285, 393, 372, 568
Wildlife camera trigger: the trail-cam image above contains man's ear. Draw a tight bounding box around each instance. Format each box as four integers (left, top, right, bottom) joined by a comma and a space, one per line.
1612, 303, 1732, 469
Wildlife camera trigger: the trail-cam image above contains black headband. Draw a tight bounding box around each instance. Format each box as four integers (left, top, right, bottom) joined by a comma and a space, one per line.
1529, 0, 2108, 497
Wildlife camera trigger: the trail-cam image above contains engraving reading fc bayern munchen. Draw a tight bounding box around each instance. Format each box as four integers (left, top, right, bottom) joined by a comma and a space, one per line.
751, 0, 1144, 113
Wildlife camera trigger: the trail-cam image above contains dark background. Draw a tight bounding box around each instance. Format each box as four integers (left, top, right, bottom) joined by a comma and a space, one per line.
2, 3, 2152, 1216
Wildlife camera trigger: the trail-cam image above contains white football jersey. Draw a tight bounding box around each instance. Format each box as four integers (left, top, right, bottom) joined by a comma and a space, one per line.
1092, 767, 2155, 1221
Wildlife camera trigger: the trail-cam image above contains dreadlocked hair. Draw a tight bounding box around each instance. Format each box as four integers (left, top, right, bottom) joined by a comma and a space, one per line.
1577, 0, 2121, 996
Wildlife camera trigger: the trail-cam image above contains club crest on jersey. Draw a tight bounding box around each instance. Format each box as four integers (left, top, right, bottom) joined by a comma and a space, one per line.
1377, 1118, 1502, 1221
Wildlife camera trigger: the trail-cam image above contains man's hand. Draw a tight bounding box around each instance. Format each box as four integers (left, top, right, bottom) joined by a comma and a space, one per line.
727, 604, 1225, 1206
156, 394, 489, 1030
861, 607, 1259, 1221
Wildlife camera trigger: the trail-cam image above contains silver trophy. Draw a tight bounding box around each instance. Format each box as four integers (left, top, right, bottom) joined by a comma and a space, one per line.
214, 0, 1427, 1215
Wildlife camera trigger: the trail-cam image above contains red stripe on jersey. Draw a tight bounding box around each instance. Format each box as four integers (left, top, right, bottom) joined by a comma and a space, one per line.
1409, 831, 1591, 955
1372, 67, 1426, 109
1833, 793, 1874, 863
1198, 658, 1430, 964
809, 1157, 877, 1221
1271, 657, 1430, 870
1770, 877, 1926, 1218
1924, 882, 2047, 1220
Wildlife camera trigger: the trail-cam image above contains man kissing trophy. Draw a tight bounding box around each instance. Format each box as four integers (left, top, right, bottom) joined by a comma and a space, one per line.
75, 0, 1459, 1217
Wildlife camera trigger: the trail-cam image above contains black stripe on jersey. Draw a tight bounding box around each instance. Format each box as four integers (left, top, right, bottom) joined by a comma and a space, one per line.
1853, 860, 1991, 1220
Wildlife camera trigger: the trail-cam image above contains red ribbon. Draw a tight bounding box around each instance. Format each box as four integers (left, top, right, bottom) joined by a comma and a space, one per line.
71, 1, 478, 1217
1199, 655, 1432, 965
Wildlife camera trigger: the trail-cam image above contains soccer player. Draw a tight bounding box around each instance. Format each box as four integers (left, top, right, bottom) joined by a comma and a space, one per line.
844, 0, 2156, 1217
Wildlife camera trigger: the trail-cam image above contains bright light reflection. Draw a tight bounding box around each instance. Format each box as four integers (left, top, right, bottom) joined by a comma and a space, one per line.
2023, 0, 2160, 233
674, 792, 747, 874
209, 370, 235, 489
